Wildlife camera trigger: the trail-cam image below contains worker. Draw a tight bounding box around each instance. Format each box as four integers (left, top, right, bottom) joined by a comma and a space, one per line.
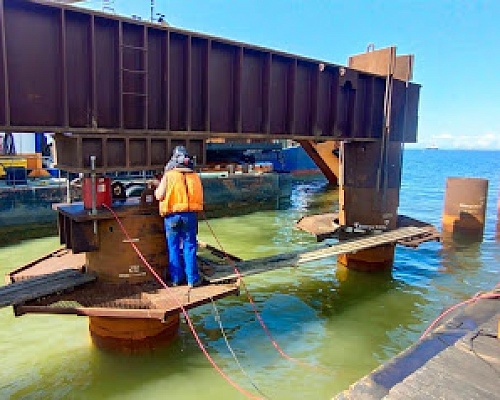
3, 132, 15, 155
154, 146, 204, 288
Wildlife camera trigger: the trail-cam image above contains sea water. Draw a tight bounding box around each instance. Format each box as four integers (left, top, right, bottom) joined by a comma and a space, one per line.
0, 149, 499, 399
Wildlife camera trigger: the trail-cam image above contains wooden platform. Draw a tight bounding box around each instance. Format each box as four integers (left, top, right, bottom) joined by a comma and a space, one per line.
3, 247, 239, 320
336, 292, 500, 399
202, 226, 436, 283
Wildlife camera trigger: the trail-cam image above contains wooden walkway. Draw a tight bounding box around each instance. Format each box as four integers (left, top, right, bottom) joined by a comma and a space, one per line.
202, 226, 435, 283
0, 269, 96, 308
336, 293, 500, 399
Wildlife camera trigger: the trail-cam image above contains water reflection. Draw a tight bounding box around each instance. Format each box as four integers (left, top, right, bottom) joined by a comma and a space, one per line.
288, 176, 335, 213
2, 166, 500, 399
440, 233, 482, 271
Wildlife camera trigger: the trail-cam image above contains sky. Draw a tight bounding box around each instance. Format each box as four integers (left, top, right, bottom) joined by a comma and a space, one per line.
78, 0, 500, 150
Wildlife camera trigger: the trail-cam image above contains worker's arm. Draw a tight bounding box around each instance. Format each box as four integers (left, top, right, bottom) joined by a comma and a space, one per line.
154, 173, 168, 201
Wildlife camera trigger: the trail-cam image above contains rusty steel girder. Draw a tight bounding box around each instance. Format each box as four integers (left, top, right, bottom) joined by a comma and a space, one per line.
0, 0, 419, 172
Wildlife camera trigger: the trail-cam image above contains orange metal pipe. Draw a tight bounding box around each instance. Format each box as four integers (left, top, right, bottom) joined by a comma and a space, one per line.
442, 177, 488, 240
337, 244, 395, 272
85, 210, 173, 351
338, 141, 402, 272
89, 315, 180, 353
86, 213, 167, 283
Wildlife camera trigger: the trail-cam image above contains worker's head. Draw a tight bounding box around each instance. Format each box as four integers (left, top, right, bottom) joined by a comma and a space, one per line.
172, 145, 188, 158
166, 145, 193, 170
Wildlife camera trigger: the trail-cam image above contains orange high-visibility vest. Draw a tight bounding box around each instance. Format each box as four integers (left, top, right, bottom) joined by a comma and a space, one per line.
159, 170, 203, 216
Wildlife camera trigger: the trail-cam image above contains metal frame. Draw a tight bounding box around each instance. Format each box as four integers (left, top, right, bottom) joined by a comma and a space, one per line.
0, 0, 419, 172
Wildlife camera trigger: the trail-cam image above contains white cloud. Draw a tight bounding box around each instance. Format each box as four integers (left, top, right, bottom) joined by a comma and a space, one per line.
434, 132, 453, 140
422, 130, 500, 150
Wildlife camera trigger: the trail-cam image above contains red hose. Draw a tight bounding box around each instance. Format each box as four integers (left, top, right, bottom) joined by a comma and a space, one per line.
419, 290, 500, 340
201, 211, 330, 374
103, 205, 263, 400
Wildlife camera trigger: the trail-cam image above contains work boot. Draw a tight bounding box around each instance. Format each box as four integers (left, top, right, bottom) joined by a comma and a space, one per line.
188, 279, 203, 288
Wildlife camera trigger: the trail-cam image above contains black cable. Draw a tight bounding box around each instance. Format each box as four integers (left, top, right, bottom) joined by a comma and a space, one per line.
468, 329, 500, 376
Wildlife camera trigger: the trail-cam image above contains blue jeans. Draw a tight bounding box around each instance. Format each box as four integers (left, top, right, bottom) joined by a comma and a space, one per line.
164, 212, 199, 285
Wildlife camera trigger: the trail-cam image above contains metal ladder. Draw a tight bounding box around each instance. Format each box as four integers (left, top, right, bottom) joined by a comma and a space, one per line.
119, 24, 148, 129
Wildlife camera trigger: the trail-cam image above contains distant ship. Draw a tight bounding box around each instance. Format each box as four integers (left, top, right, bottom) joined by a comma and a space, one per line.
425, 143, 438, 150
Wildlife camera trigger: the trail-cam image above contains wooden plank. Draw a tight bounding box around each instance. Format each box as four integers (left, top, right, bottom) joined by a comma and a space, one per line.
202, 246, 324, 283
205, 227, 430, 282
2, 272, 94, 303
0, 269, 96, 308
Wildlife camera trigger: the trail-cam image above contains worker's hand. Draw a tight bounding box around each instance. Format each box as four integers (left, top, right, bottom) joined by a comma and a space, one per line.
146, 179, 160, 189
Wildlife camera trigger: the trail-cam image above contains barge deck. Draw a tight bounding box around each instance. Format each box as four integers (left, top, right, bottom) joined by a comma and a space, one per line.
336, 289, 500, 399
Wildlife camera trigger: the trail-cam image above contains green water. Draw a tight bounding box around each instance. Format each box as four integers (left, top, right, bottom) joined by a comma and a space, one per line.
1, 160, 500, 399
